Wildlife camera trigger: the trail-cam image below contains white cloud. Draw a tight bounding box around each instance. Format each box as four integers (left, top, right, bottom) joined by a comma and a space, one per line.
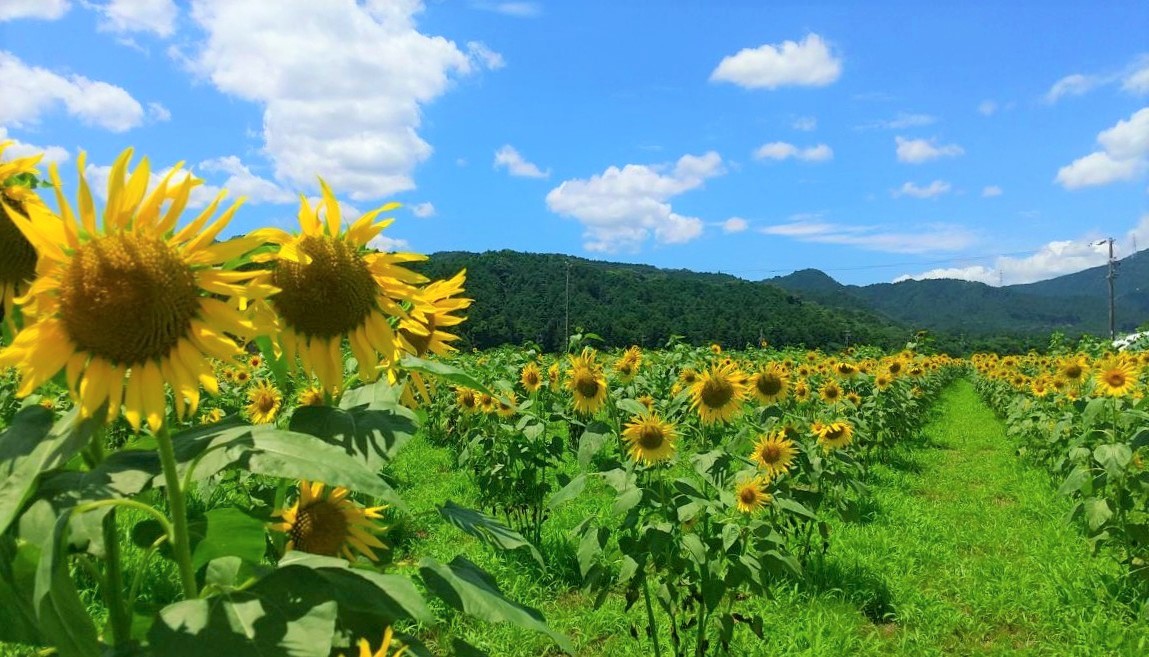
368, 234, 411, 252
466, 41, 505, 70
0, 51, 145, 132
982, 185, 1003, 197
1056, 107, 1149, 189
493, 144, 550, 178
410, 201, 436, 217
0, 128, 69, 164
92, 0, 178, 37
760, 215, 974, 254
147, 101, 171, 122
895, 136, 964, 163
978, 100, 997, 116
545, 152, 723, 253
792, 116, 817, 131
893, 180, 951, 199
1045, 73, 1099, 103
0, 0, 69, 21
753, 141, 833, 162
896, 216, 1149, 285
1124, 56, 1149, 95
722, 217, 748, 233
471, 1, 540, 17
710, 33, 841, 90
186, 0, 496, 201
198, 155, 293, 204
860, 112, 936, 130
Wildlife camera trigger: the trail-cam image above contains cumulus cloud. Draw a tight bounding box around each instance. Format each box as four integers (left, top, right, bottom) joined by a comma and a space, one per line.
410, 201, 436, 218
978, 100, 997, 116
493, 144, 550, 178
792, 116, 817, 131
1056, 107, 1149, 189
0, 0, 69, 21
545, 152, 723, 253
982, 185, 1003, 197
892, 180, 951, 199
895, 215, 1149, 285
722, 217, 748, 233
760, 214, 974, 254
198, 155, 293, 204
710, 33, 841, 90
185, 0, 497, 200
0, 128, 69, 164
753, 141, 833, 162
92, 0, 178, 37
895, 136, 964, 163
368, 234, 411, 252
1124, 56, 1149, 95
0, 51, 145, 131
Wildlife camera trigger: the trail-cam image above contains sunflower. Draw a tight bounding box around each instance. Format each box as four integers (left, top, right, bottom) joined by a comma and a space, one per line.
547, 362, 562, 391
397, 269, 471, 359
621, 413, 677, 464
567, 348, 608, 415
298, 386, 326, 407
749, 363, 789, 404
637, 394, 655, 410
249, 355, 263, 369
615, 345, 641, 382
813, 420, 854, 451
710, 343, 722, 355
750, 431, 797, 479
254, 182, 427, 394
478, 392, 496, 414
845, 391, 862, 407
833, 361, 858, 378
199, 408, 225, 425
520, 361, 543, 393
1093, 357, 1138, 397
271, 480, 387, 562
0, 141, 49, 319
0, 149, 270, 431
495, 390, 517, 418
874, 373, 893, 390
345, 627, 408, 657
792, 380, 810, 402
456, 387, 480, 413
734, 475, 771, 514
1058, 355, 1089, 385
819, 380, 844, 405
246, 379, 283, 424
690, 361, 747, 424
234, 368, 252, 385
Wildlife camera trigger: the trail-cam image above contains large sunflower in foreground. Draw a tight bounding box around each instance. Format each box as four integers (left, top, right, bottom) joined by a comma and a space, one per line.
621, 413, 677, 464
690, 361, 747, 424
272, 480, 388, 562
0, 141, 49, 318
344, 627, 407, 657
0, 150, 269, 430
1093, 357, 1139, 397
254, 182, 427, 393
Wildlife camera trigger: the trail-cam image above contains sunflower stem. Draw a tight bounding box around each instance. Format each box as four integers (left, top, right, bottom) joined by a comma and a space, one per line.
85, 426, 132, 649
642, 575, 664, 657
155, 424, 199, 599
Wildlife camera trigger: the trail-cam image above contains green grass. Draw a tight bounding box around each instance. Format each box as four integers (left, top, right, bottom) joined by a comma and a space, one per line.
385, 379, 1149, 655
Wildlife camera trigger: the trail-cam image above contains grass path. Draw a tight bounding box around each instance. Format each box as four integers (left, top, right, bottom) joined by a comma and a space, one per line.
786, 378, 1148, 656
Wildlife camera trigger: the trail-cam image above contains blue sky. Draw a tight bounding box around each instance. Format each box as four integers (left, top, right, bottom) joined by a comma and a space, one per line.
1, 0, 1147, 286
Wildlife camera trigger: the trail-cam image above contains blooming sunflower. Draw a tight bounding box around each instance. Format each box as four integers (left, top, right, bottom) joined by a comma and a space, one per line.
199, 408, 225, 425
0, 149, 270, 431
621, 414, 677, 464
397, 269, 471, 359
1093, 357, 1138, 397
547, 362, 562, 391
749, 363, 789, 404
833, 361, 858, 378
792, 380, 810, 402
750, 431, 797, 478
271, 480, 387, 562
495, 390, 517, 418
819, 380, 844, 405
344, 627, 407, 657
734, 475, 771, 514
254, 182, 427, 394
813, 420, 854, 451
690, 361, 747, 424
845, 391, 862, 407
520, 361, 543, 393
567, 348, 608, 415
1058, 355, 1089, 385
298, 385, 326, 407
0, 141, 49, 319
874, 373, 893, 391
456, 387, 480, 413
246, 379, 283, 424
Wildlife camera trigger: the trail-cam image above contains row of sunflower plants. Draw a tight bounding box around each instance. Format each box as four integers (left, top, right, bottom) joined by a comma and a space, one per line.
971, 350, 1149, 583
426, 339, 959, 655
0, 143, 574, 656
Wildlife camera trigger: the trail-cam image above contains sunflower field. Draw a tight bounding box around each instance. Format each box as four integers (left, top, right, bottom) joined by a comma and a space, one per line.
1, 143, 1146, 656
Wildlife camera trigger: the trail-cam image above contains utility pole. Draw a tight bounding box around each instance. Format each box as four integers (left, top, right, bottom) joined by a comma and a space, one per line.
1105, 237, 1117, 341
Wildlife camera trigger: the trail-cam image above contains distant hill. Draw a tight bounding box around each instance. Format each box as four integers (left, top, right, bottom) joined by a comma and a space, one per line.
416, 251, 907, 352
766, 249, 1149, 340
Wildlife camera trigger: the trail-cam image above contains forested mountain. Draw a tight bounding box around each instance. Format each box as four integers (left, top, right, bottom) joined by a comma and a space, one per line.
417, 251, 907, 352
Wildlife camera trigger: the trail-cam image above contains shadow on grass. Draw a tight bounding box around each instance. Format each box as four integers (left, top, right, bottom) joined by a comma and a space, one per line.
800, 557, 898, 624
838, 495, 882, 525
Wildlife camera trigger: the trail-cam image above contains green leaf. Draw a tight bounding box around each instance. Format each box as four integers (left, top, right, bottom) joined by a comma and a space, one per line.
546, 474, 587, 511
1058, 466, 1091, 496
191, 508, 268, 571
400, 356, 494, 396
0, 537, 45, 645
289, 402, 417, 471
0, 407, 99, 534
615, 398, 648, 417
148, 566, 337, 657
34, 513, 100, 657
577, 422, 610, 469
419, 556, 574, 654
439, 501, 544, 568
278, 551, 434, 625
1093, 444, 1132, 479
1083, 497, 1113, 532
772, 496, 817, 520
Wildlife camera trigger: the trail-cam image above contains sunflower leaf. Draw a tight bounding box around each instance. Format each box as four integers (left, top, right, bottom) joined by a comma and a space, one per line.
34, 512, 101, 657
400, 356, 494, 396
191, 508, 267, 571
439, 501, 545, 568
